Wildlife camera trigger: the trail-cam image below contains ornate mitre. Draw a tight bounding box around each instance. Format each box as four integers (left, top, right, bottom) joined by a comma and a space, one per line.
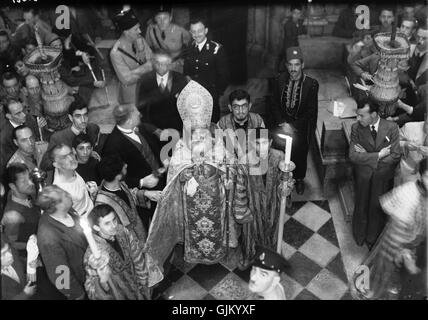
177, 80, 213, 129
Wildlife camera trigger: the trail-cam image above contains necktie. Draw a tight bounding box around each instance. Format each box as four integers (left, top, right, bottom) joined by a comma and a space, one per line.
132, 43, 137, 55
159, 77, 166, 91
371, 125, 377, 141
161, 31, 166, 40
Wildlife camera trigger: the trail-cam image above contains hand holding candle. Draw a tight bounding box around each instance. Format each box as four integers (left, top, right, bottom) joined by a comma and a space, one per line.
80, 217, 100, 259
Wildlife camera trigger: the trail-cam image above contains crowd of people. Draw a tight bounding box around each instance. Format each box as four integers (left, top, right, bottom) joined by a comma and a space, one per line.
0, 3, 427, 300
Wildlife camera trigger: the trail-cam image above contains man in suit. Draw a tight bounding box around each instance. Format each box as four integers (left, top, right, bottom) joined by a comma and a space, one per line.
1, 98, 44, 173
110, 9, 153, 105
40, 98, 100, 171
102, 104, 163, 190
1, 236, 36, 300
183, 17, 229, 123
349, 98, 401, 249
408, 24, 428, 87
270, 47, 319, 194
135, 50, 188, 134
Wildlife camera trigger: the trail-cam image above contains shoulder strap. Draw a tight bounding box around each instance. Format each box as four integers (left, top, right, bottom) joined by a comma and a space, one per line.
152, 27, 168, 52
117, 47, 143, 65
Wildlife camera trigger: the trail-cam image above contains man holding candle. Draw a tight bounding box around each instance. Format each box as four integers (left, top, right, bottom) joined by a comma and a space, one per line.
83, 204, 163, 300
270, 46, 319, 195
236, 128, 285, 268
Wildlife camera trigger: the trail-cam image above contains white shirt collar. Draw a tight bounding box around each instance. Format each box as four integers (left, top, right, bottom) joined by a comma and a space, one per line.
117, 125, 135, 134
197, 38, 208, 51
9, 120, 20, 128
156, 72, 169, 85
371, 116, 380, 132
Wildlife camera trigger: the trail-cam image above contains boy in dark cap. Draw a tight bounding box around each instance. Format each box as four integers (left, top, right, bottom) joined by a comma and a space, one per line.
248, 246, 288, 300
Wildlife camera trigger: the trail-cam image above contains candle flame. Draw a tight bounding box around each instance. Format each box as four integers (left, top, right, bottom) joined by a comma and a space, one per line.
277, 133, 290, 140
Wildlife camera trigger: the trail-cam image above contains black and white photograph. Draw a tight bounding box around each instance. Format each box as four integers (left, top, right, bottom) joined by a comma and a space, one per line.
0, 0, 427, 305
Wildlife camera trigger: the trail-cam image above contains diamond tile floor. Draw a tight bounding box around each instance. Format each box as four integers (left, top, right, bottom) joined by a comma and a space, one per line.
156, 200, 352, 300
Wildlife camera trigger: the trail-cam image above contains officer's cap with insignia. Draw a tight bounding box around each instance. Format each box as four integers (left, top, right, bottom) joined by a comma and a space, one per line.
114, 9, 139, 33
286, 46, 304, 63
252, 245, 289, 273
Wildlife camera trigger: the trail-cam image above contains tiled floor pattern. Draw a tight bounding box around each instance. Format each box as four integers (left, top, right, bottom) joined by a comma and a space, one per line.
158, 200, 352, 300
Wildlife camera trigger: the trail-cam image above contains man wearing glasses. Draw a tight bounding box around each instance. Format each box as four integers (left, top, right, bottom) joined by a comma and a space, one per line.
51, 144, 94, 216
217, 89, 265, 131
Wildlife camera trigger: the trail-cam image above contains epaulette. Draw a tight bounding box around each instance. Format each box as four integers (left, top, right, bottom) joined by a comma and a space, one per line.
211, 41, 222, 54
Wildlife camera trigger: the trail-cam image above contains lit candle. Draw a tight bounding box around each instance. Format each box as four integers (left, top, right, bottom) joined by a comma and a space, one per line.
277, 133, 293, 164
284, 136, 292, 164
80, 217, 100, 259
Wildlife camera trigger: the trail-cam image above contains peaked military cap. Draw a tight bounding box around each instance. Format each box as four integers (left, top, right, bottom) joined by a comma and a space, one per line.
252, 246, 289, 273
114, 9, 139, 32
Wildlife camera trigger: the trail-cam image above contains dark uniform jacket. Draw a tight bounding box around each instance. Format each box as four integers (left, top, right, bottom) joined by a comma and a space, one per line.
183, 39, 229, 100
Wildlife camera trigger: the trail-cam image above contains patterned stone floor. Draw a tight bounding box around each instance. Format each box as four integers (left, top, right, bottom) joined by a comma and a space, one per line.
156, 198, 352, 301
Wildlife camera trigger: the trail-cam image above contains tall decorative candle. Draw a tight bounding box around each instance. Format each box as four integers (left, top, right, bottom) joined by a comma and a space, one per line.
284, 136, 292, 164
80, 218, 100, 259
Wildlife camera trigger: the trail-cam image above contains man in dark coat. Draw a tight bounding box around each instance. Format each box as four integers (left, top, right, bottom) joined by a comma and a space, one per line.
183, 17, 229, 123
270, 46, 319, 195
102, 104, 163, 190
1, 98, 43, 172
349, 98, 400, 249
1, 235, 36, 300
36, 185, 88, 300
135, 50, 188, 133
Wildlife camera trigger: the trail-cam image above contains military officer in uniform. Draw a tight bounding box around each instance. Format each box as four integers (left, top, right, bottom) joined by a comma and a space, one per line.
183, 18, 229, 123
270, 47, 319, 195
145, 5, 191, 73
110, 9, 153, 105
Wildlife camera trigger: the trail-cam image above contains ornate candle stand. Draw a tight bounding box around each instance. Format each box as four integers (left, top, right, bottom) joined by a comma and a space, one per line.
370, 32, 409, 118
276, 160, 296, 254
24, 46, 72, 131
